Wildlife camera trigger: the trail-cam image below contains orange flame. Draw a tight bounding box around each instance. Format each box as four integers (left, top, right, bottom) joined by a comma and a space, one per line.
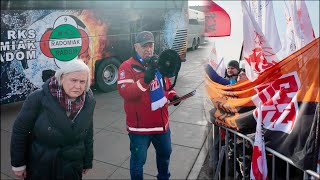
78, 10, 111, 66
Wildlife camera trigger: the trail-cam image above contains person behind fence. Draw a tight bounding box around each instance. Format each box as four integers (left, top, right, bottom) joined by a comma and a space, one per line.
10, 59, 95, 180
117, 31, 180, 180
205, 60, 240, 85
205, 61, 252, 179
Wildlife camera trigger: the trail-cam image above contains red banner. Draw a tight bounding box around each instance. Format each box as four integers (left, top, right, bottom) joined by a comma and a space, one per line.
204, 1, 231, 37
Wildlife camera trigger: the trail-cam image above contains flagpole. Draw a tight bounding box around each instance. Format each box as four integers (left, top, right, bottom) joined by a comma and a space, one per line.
214, 57, 224, 71
239, 42, 244, 61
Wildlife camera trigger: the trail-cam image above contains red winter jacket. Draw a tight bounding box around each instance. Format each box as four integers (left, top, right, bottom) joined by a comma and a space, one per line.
117, 57, 177, 134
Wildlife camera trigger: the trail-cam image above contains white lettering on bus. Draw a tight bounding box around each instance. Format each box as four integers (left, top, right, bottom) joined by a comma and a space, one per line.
27, 40, 36, 49
7, 29, 36, 40
0, 50, 36, 63
54, 49, 78, 55
0, 41, 36, 51
0, 42, 10, 51
17, 41, 26, 50
7, 30, 16, 40
28, 29, 36, 39
49, 38, 82, 49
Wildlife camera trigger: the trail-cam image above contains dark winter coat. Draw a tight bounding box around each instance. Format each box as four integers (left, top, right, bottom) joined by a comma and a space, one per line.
10, 80, 95, 180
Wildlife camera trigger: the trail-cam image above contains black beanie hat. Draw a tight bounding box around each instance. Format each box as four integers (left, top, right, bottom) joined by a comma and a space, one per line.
227, 60, 240, 71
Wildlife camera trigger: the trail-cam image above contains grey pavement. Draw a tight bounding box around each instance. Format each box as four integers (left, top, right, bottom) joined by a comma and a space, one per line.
1, 43, 213, 180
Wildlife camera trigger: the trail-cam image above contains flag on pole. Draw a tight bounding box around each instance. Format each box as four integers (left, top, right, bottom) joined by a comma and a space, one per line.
217, 58, 226, 78
248, 1, 282, 53
283, 0, 315, 56
208, 41, 218, 68
250, 103, 268, 180
241, 1, 279, 81
204, 0, 231, 37
207, 41, 225, 77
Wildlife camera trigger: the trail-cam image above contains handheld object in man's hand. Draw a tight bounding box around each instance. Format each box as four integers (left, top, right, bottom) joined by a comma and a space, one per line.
168, 90, 196, 106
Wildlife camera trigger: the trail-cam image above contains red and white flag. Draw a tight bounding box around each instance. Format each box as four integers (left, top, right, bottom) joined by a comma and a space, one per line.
241, 1, 279, 81
204, 0, 231, 37
251, 103, 268, 180
248, 1, 282, 53
283, 0, 315, 56
208, 41, 225, 77
208, 41, 218, 68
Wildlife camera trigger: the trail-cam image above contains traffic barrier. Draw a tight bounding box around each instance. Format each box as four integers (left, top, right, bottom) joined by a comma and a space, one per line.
210, 124, 320, 180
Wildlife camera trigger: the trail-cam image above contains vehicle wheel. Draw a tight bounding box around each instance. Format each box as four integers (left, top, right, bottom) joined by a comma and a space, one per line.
95, 57, 121, 92
195, 38, 200, 49
192, 39, 196, 51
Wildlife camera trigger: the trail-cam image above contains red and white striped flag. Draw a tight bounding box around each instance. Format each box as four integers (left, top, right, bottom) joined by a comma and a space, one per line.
251, 103, 268, 180
241, 1, 279, 81
283, 0, 315, 56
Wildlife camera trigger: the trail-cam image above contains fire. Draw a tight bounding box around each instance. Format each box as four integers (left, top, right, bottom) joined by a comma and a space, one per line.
78, 10, 111, 67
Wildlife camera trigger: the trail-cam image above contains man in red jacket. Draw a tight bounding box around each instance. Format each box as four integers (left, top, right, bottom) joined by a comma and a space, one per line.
117, 31, 180, 180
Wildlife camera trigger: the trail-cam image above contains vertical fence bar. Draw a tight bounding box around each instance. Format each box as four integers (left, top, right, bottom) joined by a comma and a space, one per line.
225, 129, 229, 178
272, 155, 275, 180
218, 126, 221, 180
286, 162, 290, 180
233, 133, 236, 180
303, 171, 308, 179
242, 137, 246, 179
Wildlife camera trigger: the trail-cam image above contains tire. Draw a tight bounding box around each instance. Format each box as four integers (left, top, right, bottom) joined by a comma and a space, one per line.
95, 57, 121, 92
195, 38, 200, 49
191, 39, 196, 51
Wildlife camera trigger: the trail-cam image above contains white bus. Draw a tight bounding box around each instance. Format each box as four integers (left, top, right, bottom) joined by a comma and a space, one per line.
187, 8, 205, 50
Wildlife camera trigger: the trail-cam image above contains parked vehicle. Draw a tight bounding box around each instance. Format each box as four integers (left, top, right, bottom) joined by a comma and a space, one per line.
1, 1, 188, 104
187, 8, 205, 50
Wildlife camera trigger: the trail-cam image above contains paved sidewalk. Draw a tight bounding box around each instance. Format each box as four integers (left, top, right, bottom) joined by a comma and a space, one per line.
1, 45, 212, 179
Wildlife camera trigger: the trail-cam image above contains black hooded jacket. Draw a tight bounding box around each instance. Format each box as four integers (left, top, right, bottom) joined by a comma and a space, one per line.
10, 80, 95, 180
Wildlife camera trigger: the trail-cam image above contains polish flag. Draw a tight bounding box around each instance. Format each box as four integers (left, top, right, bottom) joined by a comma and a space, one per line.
251, 103, 268, 180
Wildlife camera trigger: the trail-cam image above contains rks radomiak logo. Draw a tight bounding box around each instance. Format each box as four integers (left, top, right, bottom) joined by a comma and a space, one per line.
40, 15, 89, 62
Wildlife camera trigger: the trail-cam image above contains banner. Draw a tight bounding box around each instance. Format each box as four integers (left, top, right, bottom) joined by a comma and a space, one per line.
250, 103, 268, 180
241, 1, 280, 81
205, 38, 320, 170
283, 0, 315, 56
248, 1, 282, 53
204, 1, 231, 37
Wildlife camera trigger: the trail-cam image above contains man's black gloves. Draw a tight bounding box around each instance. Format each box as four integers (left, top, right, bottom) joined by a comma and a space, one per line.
144, 66, 156, 84
172, 95, 180, 106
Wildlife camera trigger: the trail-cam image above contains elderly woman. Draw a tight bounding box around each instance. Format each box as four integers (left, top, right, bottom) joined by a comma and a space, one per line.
10, 59, 95, 180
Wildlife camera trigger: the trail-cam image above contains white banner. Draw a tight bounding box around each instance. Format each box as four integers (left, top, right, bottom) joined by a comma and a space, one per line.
241, 1, 279, 81
283, 0, 315, 56
248, 1, 282, 53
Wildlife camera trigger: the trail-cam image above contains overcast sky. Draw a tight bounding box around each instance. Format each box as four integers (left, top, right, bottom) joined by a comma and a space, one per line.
189, 1, 320, 64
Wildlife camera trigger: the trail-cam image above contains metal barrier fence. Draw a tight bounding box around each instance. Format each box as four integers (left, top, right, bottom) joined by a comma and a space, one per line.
209, 124, 320, 180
